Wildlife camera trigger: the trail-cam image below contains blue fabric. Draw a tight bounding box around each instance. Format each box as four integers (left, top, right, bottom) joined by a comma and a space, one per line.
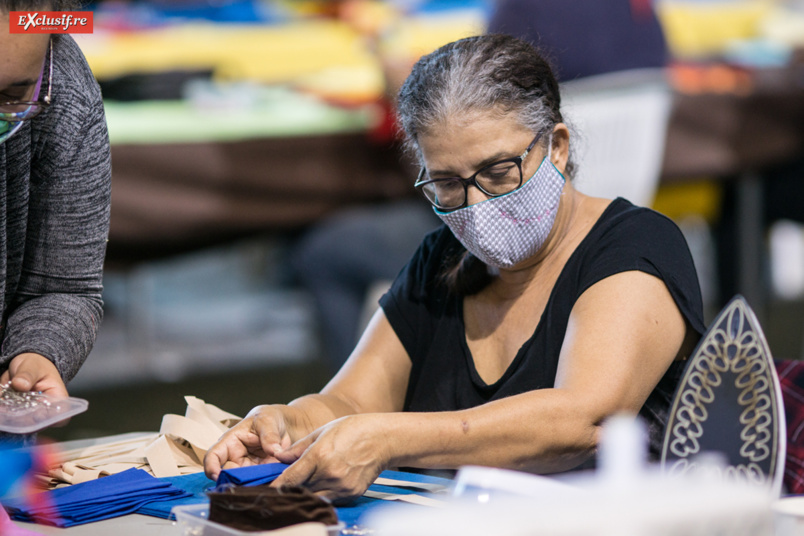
136, 472, 216, 519
215, 462, 290, 487
0, 448, 33, 498
132, 463, 451, 528
215, 464, 452, 490
336, 472, 452, 527
1, 468, 191, 528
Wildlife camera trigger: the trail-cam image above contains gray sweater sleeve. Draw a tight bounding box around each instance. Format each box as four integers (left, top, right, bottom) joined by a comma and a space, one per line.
0, 35, 111, 383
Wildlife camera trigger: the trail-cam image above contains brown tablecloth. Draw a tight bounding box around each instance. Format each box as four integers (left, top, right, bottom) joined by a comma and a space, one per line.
661, 64, 804, 181
108, 134, 416, 260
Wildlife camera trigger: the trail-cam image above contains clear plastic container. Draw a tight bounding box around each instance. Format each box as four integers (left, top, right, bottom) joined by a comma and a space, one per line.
0, 393, 88, 434
171, 503, 344, 536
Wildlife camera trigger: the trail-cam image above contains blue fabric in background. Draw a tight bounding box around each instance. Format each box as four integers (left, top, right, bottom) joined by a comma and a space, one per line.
1, 468, 191, 528
136, 472, 216, 519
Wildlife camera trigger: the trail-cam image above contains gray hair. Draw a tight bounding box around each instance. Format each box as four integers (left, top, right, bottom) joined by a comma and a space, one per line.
397, 34, 575, 178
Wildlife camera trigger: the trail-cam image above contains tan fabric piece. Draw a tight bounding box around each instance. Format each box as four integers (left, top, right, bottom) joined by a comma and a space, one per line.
44, 397, 241, 487
144, 435, 182, 478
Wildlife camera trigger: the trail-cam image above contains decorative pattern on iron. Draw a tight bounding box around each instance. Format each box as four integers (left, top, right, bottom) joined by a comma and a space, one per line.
661, 298, 779, 487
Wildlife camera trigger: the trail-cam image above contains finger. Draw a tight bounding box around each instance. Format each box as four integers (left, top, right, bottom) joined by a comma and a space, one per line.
10, 372, 34, 392
274, 433, 316, 465
276, 440, 316, 463
0, 371, 9, 384
255, 418, 290, 458
272, 454, 316, 489
205, 420, 272, 479
203, 447, 225, 480
7, 355, 67, 397
204, 430, 252, 479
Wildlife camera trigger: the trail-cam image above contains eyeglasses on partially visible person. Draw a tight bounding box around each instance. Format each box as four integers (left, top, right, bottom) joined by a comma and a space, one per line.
0, 39, 52, 144
0, 8, 111, 426
414, 131, 544, 211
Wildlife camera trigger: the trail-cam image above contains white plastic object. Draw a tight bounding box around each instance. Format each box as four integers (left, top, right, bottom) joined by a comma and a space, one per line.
597, 414, 648, 487
772, 496, 804, 536
452, 465, 578, 505
0, 392, 88, 434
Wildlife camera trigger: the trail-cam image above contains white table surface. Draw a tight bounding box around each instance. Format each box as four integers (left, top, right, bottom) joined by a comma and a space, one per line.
14, 514, 177, 535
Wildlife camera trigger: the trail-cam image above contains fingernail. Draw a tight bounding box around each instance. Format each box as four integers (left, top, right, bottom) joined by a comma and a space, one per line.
270, 443, 283, 453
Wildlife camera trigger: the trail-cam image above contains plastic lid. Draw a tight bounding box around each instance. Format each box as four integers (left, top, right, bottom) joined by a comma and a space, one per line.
0, 386, 88, 434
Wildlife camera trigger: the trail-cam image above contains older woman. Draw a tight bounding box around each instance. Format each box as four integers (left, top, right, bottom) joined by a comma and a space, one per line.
204, 34, 705, 501
0, 0, 110, 403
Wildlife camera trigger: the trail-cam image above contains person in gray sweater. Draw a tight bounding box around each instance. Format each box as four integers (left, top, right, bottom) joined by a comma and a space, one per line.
0, 2, 111, 402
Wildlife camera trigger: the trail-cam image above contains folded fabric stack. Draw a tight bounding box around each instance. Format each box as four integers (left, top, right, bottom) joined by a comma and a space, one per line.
1, 467, 191, 527
135, 471, 216, 519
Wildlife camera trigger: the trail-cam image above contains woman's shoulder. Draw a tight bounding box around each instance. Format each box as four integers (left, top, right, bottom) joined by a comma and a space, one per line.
589, 197, 687, 246
568, 196, 699, 291
51, 35, 103, 107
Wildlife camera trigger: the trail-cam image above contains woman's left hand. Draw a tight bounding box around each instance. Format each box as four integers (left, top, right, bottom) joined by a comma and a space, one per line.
0, 353, 68, 398
270, 414, 392, 503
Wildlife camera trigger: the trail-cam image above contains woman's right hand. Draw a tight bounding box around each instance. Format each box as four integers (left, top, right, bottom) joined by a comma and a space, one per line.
203, 404, 295, 480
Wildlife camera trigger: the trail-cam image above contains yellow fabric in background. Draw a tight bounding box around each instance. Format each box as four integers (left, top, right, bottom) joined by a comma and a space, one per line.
380, 10, 486, 61
76, 11, 484, 103
652, 180, 722, 223
656, 0, 773, 58
81, 20, 378, 83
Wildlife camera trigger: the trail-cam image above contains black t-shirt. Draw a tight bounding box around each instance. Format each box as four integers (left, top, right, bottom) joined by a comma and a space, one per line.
379, 198, 706, 464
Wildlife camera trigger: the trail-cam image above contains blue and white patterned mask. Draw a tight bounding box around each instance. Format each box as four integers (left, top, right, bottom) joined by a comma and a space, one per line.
435, 156, 566, 269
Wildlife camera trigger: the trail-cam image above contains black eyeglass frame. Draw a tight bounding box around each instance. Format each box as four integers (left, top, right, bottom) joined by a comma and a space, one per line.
414, 130, 545, 212
0, 39, 53, 123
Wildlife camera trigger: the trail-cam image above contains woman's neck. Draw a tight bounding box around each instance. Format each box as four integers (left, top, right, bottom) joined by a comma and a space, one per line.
491, 188, 604, 297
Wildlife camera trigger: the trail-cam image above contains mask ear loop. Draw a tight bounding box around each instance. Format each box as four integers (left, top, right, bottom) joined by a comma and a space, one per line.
546, 133, 553, 162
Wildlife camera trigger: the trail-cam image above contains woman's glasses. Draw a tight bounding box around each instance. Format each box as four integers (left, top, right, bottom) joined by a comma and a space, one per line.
414, 131, 544, 212
0, 39, 53, 142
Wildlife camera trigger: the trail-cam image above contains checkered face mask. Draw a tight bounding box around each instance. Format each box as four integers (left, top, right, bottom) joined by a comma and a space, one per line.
435, 155, 566, 269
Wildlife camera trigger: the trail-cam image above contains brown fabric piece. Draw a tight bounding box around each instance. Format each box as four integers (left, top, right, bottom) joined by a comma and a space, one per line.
208, 485, 338, 532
